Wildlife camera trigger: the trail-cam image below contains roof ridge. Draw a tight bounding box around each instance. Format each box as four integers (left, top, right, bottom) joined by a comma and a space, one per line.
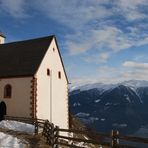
2, 35, 55, 45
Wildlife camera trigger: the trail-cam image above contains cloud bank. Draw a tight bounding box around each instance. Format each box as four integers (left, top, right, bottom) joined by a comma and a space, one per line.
1, 0, 148, 85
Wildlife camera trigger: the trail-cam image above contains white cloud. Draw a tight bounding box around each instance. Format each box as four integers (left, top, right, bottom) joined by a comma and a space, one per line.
34, 0, 111, 29
31, 0, 148, 66
70, 62, 148, 86
118, 61, 148, 82
0, 0, 27, 18
120, 70, 148, 82
61, 0, 148, 56
66, 26, 135, 55
81, 62, 148, 85
123, 61, 148, 69
70, 77, 98, 87
100, 65, 148, 84
83, 52, 110, 64
136, 37, 148, 46
67, 23, 148, 56
115, 0, 148, 21
100, 52, 110, 61
3, 0, 146, 58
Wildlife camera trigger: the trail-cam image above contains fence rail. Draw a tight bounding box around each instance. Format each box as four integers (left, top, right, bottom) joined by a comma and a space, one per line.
3, 116, 148, 148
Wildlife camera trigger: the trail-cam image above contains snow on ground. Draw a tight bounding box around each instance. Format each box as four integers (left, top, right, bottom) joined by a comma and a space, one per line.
0, 120, 35, 147
73, 102, 81, 107
94, 99, 101, 103
0, 120, 35, 134
112, 123, 127, 128
75, 112, 90, 117
100, 118, 105, 121
124, 94, 131, 103
0, 132, 26, 148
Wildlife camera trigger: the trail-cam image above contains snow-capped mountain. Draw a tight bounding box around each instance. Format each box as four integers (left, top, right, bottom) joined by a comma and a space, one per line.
70, 82, 117, 92
121, 80, 148, 88
69, 80, 148, 136
70, 80, 148, 92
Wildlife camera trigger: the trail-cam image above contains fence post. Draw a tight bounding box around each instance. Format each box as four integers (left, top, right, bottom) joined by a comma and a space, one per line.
34, 119, 38, 134
111, 130, 119, 148
53, 126, 59, 148
42, 120, 49, 144
50, 123, 55, 148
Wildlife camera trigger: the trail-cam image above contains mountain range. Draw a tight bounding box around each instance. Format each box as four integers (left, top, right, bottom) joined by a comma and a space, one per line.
69, 80, 148, 136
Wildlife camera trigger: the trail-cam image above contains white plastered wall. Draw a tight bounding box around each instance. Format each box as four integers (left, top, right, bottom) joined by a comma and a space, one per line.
36, 38, 69, 129
0, 36, 5, 44
0, 77, 32, 117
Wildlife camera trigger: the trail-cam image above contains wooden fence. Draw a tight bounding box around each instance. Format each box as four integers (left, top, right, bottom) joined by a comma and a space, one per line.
55, 128, 148, 148
5, 116, 46, 134
4, 116, 148, 148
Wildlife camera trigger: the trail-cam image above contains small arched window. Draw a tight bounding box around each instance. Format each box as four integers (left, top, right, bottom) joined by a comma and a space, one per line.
58, 71, 61, 79
47, 68, 50, 76
4, 84, 12, 98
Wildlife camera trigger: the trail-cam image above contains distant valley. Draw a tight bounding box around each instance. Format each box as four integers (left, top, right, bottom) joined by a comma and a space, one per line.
69, 80, 148, 136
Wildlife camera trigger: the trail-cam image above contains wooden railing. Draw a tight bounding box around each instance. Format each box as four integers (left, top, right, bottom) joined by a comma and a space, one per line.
5, 116, 46, 134
55, 128, 148, 148
4, 116, 148, 148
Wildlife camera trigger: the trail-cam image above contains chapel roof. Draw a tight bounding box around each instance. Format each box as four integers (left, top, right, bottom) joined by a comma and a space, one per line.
0, 35, 54, 78
0, 32, 6, 38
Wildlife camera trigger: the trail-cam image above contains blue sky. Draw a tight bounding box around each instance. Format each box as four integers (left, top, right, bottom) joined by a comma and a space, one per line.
0, 0, 148, 86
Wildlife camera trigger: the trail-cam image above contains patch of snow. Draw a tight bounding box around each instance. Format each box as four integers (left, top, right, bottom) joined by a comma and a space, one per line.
78, 116, 99, 124
95, 99, 101, 103
105, 102, 112, 105
101, 118, 105, 121
75, 113, 90, 118
104, 106, 110, 110
121, 80, 148, 103
124, 94, 131, 103
0, 120, 35, 134
73, 102, 81, 107
112, 123, 127, 128
0, 132, 27, 148
79, 118, 92, 124
89, 117, 99, 122
69, 86, 78, 91
74, 141, 89, 148
84, 136, 89, 140
128, 87, 143, 103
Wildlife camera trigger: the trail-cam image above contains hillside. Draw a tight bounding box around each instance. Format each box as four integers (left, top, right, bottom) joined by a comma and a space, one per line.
69, 80, 148, 136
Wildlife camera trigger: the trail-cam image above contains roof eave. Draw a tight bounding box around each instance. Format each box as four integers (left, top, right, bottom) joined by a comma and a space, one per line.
0, 33, 6, 38
53, 36, 69, 84
0, 74, 33, 79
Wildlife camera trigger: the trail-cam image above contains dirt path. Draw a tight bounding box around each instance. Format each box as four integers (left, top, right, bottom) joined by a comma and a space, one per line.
0, 128, 52, 148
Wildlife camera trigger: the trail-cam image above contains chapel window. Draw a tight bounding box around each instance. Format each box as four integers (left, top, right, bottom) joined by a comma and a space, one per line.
58, 71, 61, 79
4, 84, 12, 98
47, 69, 50, 76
